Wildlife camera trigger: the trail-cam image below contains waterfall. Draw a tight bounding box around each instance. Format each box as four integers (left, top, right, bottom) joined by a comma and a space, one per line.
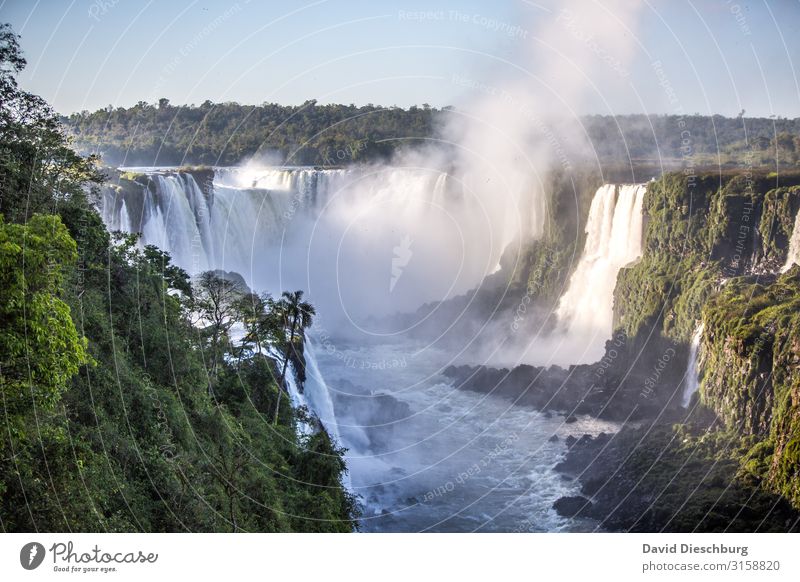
102, 165, 546, 473
303, 338, 353, 492
781, 208, 800, 273
149, 174, 214, 271
554, 184, 647, 361
119, 199, 130, 232
682, 323, 705, 407
266, 340, 342, 443
104, 165, 542, 318
109, 169, 324, 277
262, 338, 339, 445
281, 356, 314, 437
302, 338, 341, 444
140, 188, 169, 251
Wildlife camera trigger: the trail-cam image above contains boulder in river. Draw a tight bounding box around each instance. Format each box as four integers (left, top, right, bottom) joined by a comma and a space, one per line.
553, 495, 593, 518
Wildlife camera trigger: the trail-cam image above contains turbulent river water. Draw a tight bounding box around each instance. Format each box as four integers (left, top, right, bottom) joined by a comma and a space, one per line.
312, 337, 618, 532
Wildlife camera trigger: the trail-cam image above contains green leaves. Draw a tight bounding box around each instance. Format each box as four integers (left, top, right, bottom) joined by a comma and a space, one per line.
0, 24, 357, 533
0, 214, 87, 413
0, 26, 102, 224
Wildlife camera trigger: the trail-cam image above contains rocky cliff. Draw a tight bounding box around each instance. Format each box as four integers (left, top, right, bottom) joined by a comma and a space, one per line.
453, 167, 800, 529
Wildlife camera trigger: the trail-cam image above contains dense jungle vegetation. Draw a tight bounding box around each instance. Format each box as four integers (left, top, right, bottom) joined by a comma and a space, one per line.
0, 23, 356, 533
64, 95, 800, 169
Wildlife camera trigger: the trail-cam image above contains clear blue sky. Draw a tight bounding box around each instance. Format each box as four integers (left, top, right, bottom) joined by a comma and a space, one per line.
2, 0, 799, 117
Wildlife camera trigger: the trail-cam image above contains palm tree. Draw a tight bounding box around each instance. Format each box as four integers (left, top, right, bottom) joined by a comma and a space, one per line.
239, 292, 274, 357
274, 290, 316, 425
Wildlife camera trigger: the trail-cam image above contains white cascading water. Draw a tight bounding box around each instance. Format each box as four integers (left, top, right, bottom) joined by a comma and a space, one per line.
302, 338, 342, 446
271, 340, 348, 455
681, 323, 705, 407
301, 338, 353, 492
104, 166, 538, 319
281, 356, 314, 437
119, 200, 130, 232
780, 208, 800, 273
553, 184, 646, 362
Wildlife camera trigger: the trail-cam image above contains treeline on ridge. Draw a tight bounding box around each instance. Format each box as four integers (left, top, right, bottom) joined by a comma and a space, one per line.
65, 98, 800, 168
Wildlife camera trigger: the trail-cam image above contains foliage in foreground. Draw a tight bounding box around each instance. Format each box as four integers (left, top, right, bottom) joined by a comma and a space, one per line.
0, 23, 356, 532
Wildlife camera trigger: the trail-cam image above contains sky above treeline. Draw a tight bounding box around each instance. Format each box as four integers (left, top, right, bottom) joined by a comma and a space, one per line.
2, 0, 799, 117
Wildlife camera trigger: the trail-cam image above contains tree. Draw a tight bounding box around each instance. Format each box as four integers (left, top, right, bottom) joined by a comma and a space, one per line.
0, 214, 88, 414
238, 292, 279, 357
0, 23, 357, 532
274, 290, 315, 425
191, 271, 247, 384
0, 24, 102, 223
0, 214, 89, 522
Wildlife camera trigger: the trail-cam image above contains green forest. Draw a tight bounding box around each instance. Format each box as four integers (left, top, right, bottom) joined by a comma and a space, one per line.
64, 97, 800, 169
66, 98, 439, 167
0, 24, 356, 532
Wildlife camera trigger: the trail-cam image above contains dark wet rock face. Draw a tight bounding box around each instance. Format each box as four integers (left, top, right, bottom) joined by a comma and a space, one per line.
553, 496, 593, 518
